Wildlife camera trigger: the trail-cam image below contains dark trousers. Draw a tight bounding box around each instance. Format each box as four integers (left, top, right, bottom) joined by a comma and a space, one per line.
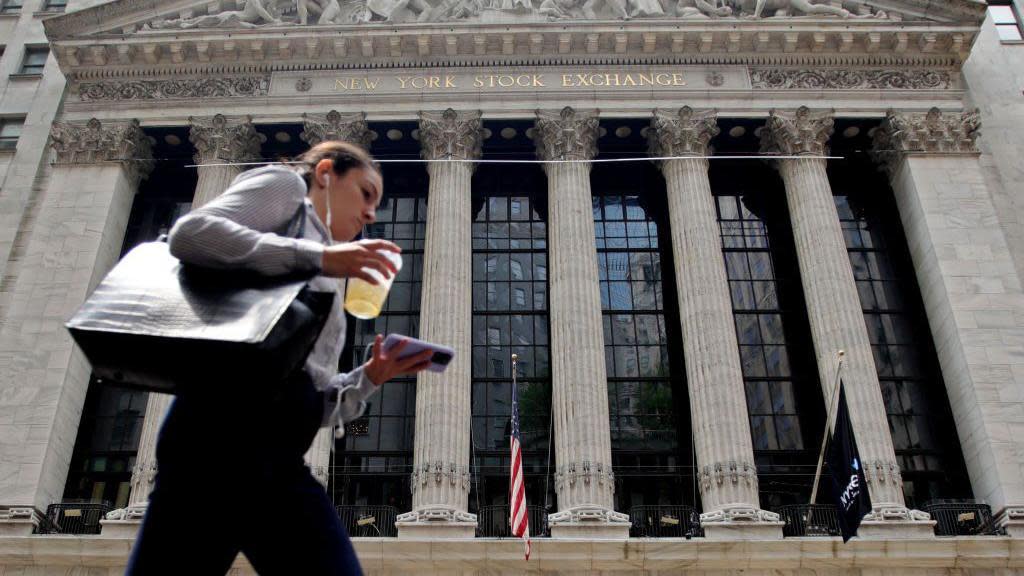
126, 372, 363, 576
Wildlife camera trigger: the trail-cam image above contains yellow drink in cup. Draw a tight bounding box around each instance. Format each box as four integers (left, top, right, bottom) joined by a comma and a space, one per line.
344, 250, 403, 320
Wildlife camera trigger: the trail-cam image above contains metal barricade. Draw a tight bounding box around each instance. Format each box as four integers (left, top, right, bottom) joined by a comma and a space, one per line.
922, 500, 1004, 536
336, 505, 399, 537
776, 504, 841, 537
628, 505, 703, 538
40, 501, 112, 535
475, 504, 550, 537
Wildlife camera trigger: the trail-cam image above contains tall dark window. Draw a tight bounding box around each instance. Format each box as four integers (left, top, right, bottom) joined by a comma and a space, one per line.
331, 162, 426, 511
711, 161, 824, 510
64, 128, 195, 508
591, 163, 693, 512
830, 160, 972, 507
468, 163, 554, 513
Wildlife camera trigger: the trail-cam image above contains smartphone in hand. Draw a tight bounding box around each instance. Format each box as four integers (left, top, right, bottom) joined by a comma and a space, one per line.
382, 334, 454, 373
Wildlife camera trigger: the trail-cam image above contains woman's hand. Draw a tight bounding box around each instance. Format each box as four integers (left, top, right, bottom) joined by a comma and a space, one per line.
364, 335, 434, 386
321, 239, 401, 283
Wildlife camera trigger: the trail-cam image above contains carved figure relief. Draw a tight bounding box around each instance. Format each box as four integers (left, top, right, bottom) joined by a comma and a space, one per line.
135, 0, 896, 27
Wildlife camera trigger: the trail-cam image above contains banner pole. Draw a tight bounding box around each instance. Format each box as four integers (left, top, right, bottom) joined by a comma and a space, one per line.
807, 350, 845, 528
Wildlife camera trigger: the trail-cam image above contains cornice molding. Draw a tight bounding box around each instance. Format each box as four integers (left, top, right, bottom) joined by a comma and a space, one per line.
871, 107, 981, 172
418, 109, 483, 161
49, 20, 979, 81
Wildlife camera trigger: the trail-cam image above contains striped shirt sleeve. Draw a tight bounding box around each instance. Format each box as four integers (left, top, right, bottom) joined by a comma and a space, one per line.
167, 166, 325, 276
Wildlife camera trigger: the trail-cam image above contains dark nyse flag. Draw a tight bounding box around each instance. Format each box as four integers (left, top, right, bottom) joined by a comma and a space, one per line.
827, 384, 873, 542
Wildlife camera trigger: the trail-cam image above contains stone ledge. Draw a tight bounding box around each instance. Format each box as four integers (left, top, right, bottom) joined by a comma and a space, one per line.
1, 534, 1022, 573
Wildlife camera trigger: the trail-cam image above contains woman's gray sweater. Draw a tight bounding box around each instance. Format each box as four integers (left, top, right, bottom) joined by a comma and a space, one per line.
167, 164, 376, 435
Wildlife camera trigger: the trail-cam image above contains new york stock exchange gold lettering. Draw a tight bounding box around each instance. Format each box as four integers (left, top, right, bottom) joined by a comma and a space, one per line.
332, 70, 689, 92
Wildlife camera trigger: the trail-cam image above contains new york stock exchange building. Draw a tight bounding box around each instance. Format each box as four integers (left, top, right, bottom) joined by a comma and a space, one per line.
1, 0, 1024, 573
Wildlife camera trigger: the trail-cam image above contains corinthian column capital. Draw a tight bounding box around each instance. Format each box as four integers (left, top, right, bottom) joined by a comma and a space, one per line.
871, 107, 981, 173
189, 114, 262, 166
759, 107, 834, 157
49, 118, 155, 184
533, 107, 599, 164
418, 109, 483, 161
649, 107, 719, 159
300, 110, 372, 149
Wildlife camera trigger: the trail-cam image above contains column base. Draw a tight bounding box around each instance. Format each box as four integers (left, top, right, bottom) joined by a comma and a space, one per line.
0, 507, 42, 536
700, 506, 784, 540
856, 506, 935, 539
395, 507, 477, 539
99, 504, 148, 538
994, 506, 1024, 538
548, 506, 630, 539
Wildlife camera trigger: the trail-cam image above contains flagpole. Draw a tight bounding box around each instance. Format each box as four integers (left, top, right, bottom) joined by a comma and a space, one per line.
807, 350, 845, 527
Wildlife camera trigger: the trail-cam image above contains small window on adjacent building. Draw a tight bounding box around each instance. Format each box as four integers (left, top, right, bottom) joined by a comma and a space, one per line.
42, 0, 67, 12
0, 0, 23, 14
18, 46, 47, 75
0, 117, 24, 150
989, 0, 1024, 41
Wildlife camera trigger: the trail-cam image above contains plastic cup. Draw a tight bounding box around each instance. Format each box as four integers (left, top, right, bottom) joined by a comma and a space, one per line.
344, 250, 403, 320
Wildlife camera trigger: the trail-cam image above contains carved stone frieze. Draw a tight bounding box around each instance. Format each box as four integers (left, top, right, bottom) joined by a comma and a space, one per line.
49, 118, 155, 183
760, 106, 835, 156
126, 0, 901, 28
189, 114, 263, 165
301, 111, 372, 148
649, 107, 719, 158
418, 109, 484, 161
534, 107, 599, 165
871, 107, 980, 172
700, 505, 780, 523
552, 460, 615, 493
547, 505, 630, 525
751, 68, 954, 90
75, 77, 270, 102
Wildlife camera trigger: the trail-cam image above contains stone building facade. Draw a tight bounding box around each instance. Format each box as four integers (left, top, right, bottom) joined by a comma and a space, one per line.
1, 0, 1023, 573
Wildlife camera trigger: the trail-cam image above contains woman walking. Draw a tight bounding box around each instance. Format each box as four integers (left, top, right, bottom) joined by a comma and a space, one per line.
126, 141, 432, 575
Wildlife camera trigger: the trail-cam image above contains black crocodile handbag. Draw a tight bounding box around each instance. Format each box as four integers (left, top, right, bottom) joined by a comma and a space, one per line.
65, 206, 332, 394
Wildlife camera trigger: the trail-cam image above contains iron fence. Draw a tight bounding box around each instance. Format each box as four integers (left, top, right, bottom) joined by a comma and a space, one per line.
39, 501, 112, 535
336, 505, 399, 537
628, 505, 703, 538
922, 500, 1004, 537
776, 504, 841, 537
476, 505, 550, 538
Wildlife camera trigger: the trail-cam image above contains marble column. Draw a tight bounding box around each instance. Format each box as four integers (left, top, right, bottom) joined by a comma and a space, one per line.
649, 108, 781, 539
761, 107, 931, 535
300, 111, 373, 488
300, 110, 373, 150
102, 115, 262, 536
0, 119, 153, 535
533, 107, 629, 538
396, 109, 482, 538
873, 109, 1024, 536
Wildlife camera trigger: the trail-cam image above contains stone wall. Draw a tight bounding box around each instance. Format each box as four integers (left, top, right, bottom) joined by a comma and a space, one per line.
963, 10, 1024, 285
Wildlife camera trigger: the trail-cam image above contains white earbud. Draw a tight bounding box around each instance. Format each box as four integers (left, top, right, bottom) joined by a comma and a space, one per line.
323, 172, 334, 245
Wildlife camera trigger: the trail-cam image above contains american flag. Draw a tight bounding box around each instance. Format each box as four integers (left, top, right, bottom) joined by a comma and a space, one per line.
510, 356, 531, 561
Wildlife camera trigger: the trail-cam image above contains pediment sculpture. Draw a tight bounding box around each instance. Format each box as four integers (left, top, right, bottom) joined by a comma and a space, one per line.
139, 0, 898, 27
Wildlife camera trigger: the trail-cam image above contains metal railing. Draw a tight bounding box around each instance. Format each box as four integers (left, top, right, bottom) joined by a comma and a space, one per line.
39, 501, 112, 535
336, 505, 399, 537
476, 505, 550, 538
922, 500, 1004, 537
628, 505, 703, 538
776, 504, 841, 537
